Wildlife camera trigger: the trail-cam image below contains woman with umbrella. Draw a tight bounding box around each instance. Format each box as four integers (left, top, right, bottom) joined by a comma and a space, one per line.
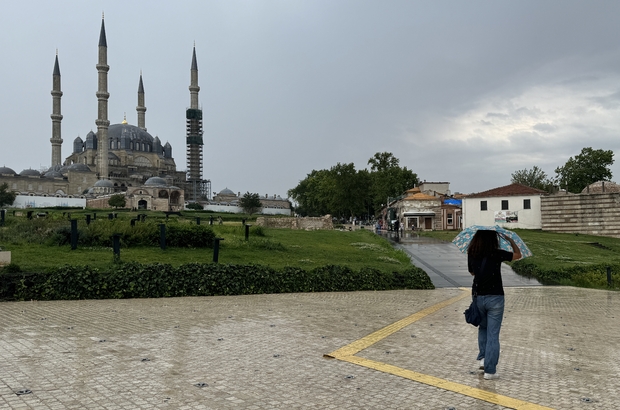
467, 229, 522, 380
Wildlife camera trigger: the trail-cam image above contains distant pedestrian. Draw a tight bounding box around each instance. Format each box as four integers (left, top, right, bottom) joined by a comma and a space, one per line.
467, 230, 521, 380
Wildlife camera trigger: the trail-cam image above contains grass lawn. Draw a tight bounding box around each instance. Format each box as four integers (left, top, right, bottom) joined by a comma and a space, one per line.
1, 213, 411, 273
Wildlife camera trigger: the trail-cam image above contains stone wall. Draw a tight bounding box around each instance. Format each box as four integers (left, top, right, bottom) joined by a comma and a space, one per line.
541, 193, 620, 238
255, 215, 333, 230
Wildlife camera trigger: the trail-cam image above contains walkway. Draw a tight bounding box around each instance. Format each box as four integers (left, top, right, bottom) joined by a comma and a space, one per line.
0, 234, 618, 409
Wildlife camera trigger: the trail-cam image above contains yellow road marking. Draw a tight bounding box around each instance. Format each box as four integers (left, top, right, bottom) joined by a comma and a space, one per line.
325, 290, 554, 410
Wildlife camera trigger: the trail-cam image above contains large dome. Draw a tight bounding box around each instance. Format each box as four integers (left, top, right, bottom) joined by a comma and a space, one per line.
218, 188, 235, 196
108, 123, 154, 143
67, 163, 91, 172
144, 177, 167, 186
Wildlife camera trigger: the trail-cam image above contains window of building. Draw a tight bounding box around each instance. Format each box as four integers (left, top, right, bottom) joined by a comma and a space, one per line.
480, 201, 487, 211
447, 213, 453, 225
524, 199, 531, 209
501, 200, 509, 210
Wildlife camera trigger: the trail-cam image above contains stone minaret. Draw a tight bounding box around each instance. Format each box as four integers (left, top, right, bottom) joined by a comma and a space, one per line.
50, 51, 63, 166
95, 16, 110, 179
137, 72, 146, 130
186, 45, 204, 201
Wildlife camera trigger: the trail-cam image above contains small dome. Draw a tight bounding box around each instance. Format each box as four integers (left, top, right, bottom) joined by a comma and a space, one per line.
19, 169, 41, 177
74, 136, 83, 143
68, 163, 91, 172
581, 180, 620, 194
58, 165, 69, 175
44, 170, 63, 179
218, 188, 235, 196
0, 166, 17, 175
85, 131, 96, 140
144, 177, 167, 186
94, 179, 114, 188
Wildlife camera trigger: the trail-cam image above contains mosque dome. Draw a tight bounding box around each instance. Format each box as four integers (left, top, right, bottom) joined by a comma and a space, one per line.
58, 165, 69, 176
108, 123, 154, 144
43, 170, 63, 179
94, 179, 114, 188
19, 169, 41, 177
218, 188, 235, 196
0, 166, 17, 176
581, 181, 620, 194
67, 163, 91, 172
144, 176, 167, 186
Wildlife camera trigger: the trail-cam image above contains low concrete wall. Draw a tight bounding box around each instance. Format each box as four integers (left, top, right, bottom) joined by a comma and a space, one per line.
0, 251, 11, 266
255, 215, 333, 230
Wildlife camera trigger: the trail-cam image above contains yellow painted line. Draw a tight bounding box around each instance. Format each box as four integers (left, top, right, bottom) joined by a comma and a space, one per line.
324, 290, 555, 410
325, 291, 471, 359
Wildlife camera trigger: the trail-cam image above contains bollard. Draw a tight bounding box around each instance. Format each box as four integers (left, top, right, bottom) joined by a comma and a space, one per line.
130, 218, 137, 227
93, 212, 97, 220
108, 213, 114, 220
242, 218, 246, 227
159, 224, 166, 250
209, 216, 214, 225
213, 237, 224, 263
114, 213, 118, 219
112, 234, 121, 262
245, 224, 251, 241
607, 266, 612, 287
27, 211, 33, 220
86, 214, 91, 225
196, 217, 201, 225
140, 214, 146, 222
0, 209, 5, 226
70, 219, 78, 250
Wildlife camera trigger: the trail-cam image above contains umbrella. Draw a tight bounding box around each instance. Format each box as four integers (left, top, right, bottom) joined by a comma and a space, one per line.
452, 225, 533, 258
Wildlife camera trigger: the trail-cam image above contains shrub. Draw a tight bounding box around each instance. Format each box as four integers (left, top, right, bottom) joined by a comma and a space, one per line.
2, 262, 434, 301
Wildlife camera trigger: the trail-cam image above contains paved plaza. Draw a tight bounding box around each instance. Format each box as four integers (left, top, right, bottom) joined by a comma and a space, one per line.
1, 237, 619, 409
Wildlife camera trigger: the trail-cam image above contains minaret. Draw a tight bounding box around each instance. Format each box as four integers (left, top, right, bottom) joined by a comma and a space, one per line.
50, 51, 63, 166
186, 44, 204, 201
136, 71, 146, 130
95, 15, 110, 179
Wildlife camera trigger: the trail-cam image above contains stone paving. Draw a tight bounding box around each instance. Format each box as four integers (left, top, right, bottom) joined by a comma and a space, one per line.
0, 236, 619, 409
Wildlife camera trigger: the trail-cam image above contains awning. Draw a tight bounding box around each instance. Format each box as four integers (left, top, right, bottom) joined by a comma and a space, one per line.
403, 212, 435, 216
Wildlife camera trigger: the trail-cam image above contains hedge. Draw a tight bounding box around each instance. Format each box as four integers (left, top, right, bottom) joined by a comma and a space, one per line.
512, 259, 620, 288
0, 262, 434, 301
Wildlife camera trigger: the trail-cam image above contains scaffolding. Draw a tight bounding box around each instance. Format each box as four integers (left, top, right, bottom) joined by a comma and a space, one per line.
186, 108, 204, 202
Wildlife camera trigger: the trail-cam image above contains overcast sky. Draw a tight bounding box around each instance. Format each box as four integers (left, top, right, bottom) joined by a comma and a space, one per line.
2, 0, 620, 198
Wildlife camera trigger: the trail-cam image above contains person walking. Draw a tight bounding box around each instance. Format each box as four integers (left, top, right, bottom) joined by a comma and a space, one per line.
467, 229, 521, 380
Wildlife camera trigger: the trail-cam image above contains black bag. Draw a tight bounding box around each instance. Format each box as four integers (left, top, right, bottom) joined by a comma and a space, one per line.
464, 257, 486, 327
464, 296, 482, 327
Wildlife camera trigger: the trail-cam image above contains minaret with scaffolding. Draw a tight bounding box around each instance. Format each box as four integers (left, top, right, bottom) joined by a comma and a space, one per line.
186, 45, 210, 201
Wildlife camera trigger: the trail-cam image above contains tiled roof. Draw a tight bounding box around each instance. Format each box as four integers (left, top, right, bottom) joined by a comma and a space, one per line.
404, 192, 440, 201
466, 183, 547, 198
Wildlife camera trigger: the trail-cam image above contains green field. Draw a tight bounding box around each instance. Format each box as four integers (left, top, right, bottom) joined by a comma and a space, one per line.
0, 209, 411, 273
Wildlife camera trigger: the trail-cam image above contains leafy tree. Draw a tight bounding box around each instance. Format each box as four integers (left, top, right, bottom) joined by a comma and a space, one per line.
0, 183, 17, 207
555, 147, 614, 193
239, 192, 263, 215
367, 152, 418, 213
108, 194, 127, 209
510, 166, 554, 192
288, 169, 333, 216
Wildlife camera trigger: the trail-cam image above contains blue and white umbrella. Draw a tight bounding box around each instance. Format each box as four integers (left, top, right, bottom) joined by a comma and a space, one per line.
452, 225, 533, 258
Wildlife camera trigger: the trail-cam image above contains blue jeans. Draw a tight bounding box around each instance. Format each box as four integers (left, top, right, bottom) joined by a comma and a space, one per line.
475, 295, 505, 374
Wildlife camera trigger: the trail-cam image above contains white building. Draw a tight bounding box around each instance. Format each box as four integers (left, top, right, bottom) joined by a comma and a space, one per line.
462, 183, 547, 229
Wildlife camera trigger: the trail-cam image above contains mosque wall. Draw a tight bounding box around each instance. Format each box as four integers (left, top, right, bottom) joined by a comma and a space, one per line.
255, 215, 332, 230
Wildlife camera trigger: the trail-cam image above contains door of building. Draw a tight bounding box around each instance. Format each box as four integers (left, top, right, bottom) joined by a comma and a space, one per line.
425, 217, 432, 229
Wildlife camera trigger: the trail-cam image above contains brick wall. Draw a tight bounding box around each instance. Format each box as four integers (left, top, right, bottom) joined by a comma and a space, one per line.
255, 215, 333, 230
541, 193, 620, 238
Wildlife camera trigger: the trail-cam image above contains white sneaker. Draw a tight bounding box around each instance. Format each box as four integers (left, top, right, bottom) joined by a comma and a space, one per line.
484, 372, 499, 380
479, 359, 484, 370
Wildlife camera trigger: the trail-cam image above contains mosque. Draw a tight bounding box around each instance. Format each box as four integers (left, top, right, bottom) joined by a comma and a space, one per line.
0, 17, 201, 211
0, 17, 291, 214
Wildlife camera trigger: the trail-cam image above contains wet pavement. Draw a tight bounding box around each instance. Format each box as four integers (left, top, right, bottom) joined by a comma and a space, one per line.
0, 234, 618, 409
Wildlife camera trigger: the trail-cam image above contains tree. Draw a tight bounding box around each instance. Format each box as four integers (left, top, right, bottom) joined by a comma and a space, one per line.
510, 166, 554, 192
367, 152, 418, 213
239, 192, 262, 215
0, 183, 17, 207
108, 194, 127, 209
555, 147, 614, 193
